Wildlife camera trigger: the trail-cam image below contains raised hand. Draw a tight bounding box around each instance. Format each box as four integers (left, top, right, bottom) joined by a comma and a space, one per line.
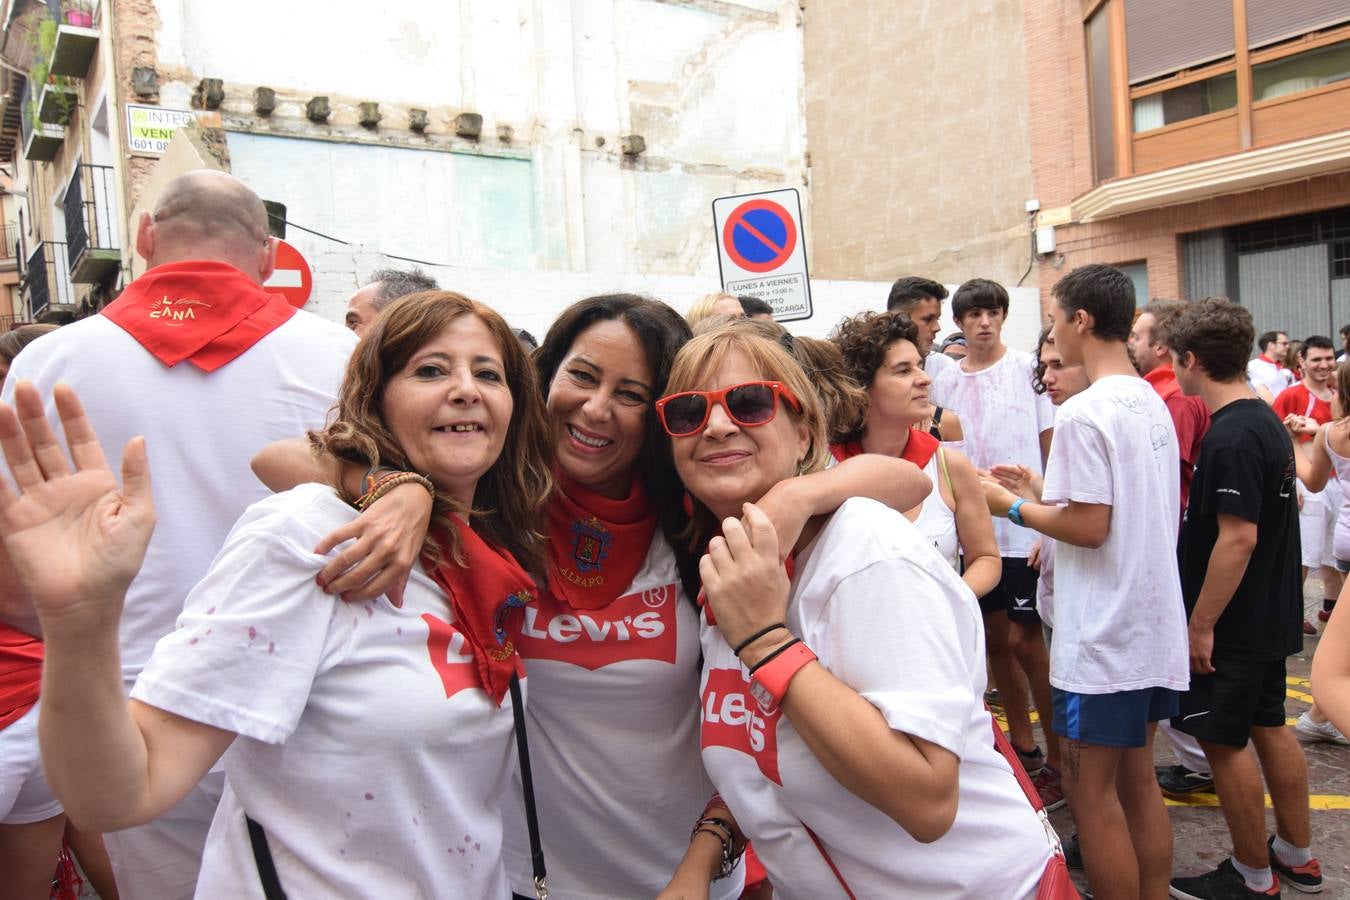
0, 383, 155, 634
989, 463, 1043, 502
699, 503, 788, 651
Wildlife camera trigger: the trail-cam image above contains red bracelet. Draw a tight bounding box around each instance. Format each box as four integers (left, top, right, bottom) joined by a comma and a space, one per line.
749, 641, 817, 714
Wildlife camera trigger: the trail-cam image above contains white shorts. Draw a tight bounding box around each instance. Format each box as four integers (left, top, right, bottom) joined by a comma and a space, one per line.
0, 701, 63, 825
102, 768, 224, 900
1299, 481, 1340, 569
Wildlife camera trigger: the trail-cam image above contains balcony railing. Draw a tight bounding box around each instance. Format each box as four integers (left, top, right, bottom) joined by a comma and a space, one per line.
25, 241, 75, 321
19, 79, 64, 163
64, 163, 120, 283
0, 224, 19, 262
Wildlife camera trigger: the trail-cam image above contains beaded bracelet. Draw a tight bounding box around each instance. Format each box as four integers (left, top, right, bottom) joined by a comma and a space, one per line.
354, 471, 436, 511
690, 815, 741, 881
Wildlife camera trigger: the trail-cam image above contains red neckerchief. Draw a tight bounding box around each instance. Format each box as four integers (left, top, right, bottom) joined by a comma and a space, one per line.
1258, 353, 1286, 370
423, 519, 537, 706
101, 260, 297, 372
829, 428, 940, 469
546, 473, 658, 611
0, 623, 43, 731
1143, 365, 1181, 403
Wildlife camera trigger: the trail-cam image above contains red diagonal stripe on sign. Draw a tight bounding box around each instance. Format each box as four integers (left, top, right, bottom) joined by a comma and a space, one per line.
734, 216, 785, 255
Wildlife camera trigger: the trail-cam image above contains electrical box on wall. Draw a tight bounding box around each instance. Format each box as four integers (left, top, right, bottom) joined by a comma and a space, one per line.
1035, 225, 1057, 255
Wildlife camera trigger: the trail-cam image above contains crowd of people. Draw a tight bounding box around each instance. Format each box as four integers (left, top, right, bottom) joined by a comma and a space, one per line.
0, 169, 1347, 900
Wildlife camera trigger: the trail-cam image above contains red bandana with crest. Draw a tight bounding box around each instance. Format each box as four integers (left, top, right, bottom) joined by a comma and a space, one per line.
101, 260, 296, 372
423, 518, 538, 706
829, 428, 939, 469
546, 473, 658, 611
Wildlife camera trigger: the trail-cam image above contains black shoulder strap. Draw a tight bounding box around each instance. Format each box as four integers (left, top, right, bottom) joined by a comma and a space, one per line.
928, 405, 944, 440
510, 672, 549, 899
245, 815, 289, 900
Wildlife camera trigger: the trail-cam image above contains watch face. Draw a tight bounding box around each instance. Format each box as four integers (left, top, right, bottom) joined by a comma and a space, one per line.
749, 679, 777, 714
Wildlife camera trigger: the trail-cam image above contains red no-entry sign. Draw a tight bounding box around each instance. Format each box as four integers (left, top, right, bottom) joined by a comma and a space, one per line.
265, 239, 313, 308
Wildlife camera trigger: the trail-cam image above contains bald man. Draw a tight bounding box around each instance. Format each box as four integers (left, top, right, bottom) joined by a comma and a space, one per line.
0, 170, 357, 899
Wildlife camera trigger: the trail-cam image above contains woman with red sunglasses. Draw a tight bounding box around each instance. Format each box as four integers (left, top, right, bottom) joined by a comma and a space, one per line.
658, 320, 1056, 899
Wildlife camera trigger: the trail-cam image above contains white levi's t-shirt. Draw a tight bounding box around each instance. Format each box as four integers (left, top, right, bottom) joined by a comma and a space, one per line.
501, 534, 742, 900
1, 312, 355, 687
132, 485, 518, 899
1041, 375, 1189, 694
699, 498, 1052, 900
930, 349, 1054, 558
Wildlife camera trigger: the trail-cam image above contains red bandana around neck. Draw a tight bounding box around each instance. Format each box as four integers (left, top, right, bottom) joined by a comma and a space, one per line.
423, 518, 537, 706
830, 427, 940, 469
547, 473, 658, 611
101, 260, 297, 372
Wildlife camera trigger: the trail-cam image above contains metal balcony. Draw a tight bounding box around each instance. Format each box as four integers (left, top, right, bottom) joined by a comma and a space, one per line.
64, 163, 120, 283
19, 79, 64, 162
24, 241, 75, 321
50, 11, 99, 79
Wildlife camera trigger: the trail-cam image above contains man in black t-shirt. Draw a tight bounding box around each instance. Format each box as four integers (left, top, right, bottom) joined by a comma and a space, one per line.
1165, 299, 1322, 899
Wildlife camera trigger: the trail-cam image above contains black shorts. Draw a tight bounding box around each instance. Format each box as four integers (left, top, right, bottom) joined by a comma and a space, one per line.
1171, 656, 1287, 748
978, 557, 1040, 624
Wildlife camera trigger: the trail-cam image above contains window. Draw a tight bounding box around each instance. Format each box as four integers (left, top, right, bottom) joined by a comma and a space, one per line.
1118, 261, 1150, 305
1132, 71, 1237, 131
1086, 6, 1116, 182
1231, 207, 1350, 252
1252, 38, 1350, 100
1333, 241, 1350, 278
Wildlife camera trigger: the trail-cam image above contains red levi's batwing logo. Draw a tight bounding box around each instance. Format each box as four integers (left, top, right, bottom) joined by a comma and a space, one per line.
422, 613, 485, 700
514, 582, 678, 670
702, 666, 783, 785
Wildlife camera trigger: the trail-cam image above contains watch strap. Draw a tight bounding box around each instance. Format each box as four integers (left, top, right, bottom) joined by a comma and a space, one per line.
749, 641, 817, 713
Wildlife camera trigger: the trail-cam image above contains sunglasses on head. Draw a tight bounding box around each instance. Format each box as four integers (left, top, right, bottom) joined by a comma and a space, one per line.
655, 381, 802, 437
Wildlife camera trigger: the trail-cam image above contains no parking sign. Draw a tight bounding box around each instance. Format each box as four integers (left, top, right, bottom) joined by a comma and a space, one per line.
713, 188, 812, 322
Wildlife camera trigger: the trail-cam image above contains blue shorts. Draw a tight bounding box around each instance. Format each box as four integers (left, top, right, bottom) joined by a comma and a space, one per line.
1052, 686, 1180, 748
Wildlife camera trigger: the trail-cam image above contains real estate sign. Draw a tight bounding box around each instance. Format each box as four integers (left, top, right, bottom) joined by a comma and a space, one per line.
125, 105, 196, 156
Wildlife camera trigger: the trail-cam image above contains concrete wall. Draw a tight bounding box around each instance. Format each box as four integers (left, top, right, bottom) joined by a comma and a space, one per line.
285, 237, 1046, 353
803, 0, 1036, 287
125, 0, 807, 278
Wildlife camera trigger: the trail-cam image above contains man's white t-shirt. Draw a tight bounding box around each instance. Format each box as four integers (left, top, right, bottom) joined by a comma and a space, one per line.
133, 485, 517, 899
502, 535, 742, 900
930, 348, 1054, 557
700, 498, 1052, 900
2, 312, 355, 686
1041, 375, 1189, 694
1246, 356, 1294, 399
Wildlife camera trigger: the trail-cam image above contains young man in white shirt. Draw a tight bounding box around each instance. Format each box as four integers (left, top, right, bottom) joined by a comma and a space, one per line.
930, 279, 1059, 799
1246, 331, 1294, 401
982, 264, 1187, 900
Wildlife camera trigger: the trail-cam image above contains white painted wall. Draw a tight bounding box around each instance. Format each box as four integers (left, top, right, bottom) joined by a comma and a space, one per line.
290, 238, 1045, 353
158, 0, 806, 278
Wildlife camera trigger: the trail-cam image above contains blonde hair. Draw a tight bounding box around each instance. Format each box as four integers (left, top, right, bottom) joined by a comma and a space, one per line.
686, 292, 741, 330
665, 320, 830, 549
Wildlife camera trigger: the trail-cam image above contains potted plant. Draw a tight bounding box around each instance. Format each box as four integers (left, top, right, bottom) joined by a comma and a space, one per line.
63, 1, 93, 27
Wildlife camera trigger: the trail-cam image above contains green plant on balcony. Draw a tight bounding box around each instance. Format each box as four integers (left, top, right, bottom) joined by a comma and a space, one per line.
24, 19, 78, 127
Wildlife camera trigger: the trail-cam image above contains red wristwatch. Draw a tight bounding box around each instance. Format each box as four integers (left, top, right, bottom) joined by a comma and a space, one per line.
749, 642, 817, 714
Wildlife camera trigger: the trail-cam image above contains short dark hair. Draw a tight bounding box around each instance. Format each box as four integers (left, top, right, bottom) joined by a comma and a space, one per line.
1167, 297, 1253, 383
1340, 324, 1350, 339
1256, 330, 1286, 353
1052, 264, 1134, 341
950, 278, 1009, 320
738, 295, 774, 317
513, 328, 538, 352
369, 267, 440, 311
533, 294, 698, 600
1140, 299, 1184, 350
1301, 335, 1335, 356
887, 276, 948, 313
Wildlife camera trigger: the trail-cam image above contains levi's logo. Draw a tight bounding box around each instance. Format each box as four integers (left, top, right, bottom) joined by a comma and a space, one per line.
422, 613, 483, 700
701, 666, 782, 785
148, 295, 211, 325
515, 582, 678, 670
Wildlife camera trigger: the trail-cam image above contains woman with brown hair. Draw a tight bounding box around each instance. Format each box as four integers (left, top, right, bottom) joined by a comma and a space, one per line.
655, 321, 1058, 898
0, 291, 552, 897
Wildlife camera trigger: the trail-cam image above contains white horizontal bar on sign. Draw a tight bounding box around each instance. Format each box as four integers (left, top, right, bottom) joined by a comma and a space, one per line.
265, 269, 304, 288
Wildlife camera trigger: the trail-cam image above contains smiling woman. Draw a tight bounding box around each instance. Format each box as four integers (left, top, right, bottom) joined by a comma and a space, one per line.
663, 320, 1057, 899
0, 291, 553, 898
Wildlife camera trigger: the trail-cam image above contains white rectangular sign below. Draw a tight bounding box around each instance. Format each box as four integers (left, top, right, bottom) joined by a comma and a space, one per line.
125, 104, 196, 156
712, 187, 812, 323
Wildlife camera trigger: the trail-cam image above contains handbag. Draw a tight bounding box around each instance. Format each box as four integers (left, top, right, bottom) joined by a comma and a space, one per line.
988, 715, 1080, 900
245, 672, 548, 900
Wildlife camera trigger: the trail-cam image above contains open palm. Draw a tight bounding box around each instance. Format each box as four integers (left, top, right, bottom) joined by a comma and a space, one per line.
0, 383, 155, 630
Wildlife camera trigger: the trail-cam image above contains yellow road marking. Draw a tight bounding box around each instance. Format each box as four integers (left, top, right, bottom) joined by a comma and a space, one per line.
1287, 676, 1312, 687
1165, 794, 1350, 810
1288, 688, 1315, 704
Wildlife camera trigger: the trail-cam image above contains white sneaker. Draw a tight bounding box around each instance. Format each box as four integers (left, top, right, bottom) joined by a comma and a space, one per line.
1293, 711, 1350, 745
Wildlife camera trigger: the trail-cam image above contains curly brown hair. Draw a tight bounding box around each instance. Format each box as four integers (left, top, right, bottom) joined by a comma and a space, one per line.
830, 311, 922, 390
311, 291, 554, 574
791, 336, 869, 443
1165, 296, 1253, 384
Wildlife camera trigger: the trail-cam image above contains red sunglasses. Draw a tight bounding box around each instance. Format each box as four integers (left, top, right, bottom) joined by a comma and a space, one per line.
655, 381, 803, 437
